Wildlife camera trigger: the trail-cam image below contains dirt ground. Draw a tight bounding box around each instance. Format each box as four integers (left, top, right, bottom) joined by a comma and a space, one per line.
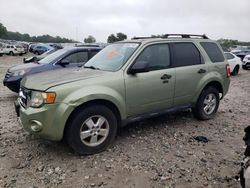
0, 54, 249, 188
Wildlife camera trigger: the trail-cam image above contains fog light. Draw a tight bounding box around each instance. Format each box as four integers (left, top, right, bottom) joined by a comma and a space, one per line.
30, 120, 43, 132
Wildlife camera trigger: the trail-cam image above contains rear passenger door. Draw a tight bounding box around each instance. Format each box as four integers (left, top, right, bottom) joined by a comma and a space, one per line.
171, 42, 208, 106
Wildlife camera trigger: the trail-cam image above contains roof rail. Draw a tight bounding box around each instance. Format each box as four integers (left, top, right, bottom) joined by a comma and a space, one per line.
162, 34, 208, 39
132, 34, 208, 40
132, 36, 160, 40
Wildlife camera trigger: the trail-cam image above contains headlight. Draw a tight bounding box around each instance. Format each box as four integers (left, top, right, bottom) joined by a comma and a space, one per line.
29, 91, 56, 108
12, 70, 26, 76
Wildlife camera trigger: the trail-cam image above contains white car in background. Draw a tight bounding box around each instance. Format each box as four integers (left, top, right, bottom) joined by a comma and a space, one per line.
2, 44, 25, 56
243, 55, 250, 70
224, 52, 242, 76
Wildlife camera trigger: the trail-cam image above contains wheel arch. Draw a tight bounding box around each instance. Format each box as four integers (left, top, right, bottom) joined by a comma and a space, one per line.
202, 81, 223, 95
63, 99, 122, 140
192, 80, 224, 105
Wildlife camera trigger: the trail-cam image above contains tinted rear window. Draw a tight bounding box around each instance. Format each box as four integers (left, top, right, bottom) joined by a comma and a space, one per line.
200, 42, 224, 63
172, 43, 202, 67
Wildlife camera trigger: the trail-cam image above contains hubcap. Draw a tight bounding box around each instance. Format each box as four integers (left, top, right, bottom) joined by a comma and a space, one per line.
203, 93, 217, 115
80, 115, 109, 147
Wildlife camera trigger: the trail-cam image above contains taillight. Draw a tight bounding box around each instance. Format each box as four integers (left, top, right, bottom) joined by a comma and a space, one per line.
226, 64, 230, 77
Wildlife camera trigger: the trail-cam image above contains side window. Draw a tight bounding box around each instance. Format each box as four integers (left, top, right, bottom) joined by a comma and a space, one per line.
225, 53, 234, 60
7, 46, 10, 48
63, 51, 88, 63
172, 43, 202, 67
200, 42, 224, 63
134, 44, 170, 71
89, 50, 100, 59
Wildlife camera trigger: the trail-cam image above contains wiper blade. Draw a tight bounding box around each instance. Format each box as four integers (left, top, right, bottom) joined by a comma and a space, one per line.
84, 65, 100, 70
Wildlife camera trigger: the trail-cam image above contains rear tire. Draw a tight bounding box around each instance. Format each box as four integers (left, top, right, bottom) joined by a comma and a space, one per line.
65, 105, 117, 155
9, 51, 14, 56
193, 87, 220, 120
231, 65, 239, 76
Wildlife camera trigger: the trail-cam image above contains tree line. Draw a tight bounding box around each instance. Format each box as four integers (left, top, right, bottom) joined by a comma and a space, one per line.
1, 22, 249, 46
0, 22, 128, 44
217, 38, 250, 50
0, 23, 75, 43
84, 32, 127, 43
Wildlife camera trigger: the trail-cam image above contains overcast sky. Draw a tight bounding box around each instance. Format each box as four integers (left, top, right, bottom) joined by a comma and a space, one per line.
0, 0, 249, 42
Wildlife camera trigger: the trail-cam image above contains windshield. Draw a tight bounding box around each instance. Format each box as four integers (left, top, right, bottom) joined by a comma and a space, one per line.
39, 49, 67, 64
84, 43, 139, 71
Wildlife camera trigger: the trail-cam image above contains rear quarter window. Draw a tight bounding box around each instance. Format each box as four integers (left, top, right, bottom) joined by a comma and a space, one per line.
200, 42, 225, 63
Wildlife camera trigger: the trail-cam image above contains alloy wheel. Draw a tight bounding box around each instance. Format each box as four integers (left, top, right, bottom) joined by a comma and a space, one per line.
80, 115, 110, 147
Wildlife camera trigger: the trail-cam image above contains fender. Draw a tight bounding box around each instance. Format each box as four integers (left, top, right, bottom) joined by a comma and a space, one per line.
191, 71, 225, 104
61, 85, 126, 119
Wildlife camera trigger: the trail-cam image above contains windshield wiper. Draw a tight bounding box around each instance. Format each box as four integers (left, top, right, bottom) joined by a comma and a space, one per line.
84, 65, 100, 70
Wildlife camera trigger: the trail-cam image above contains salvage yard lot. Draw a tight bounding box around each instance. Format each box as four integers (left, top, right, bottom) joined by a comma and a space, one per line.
0, 54, 250, 188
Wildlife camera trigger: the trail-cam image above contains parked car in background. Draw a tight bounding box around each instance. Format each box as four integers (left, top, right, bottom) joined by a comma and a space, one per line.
33, 45, 52, 55
232, 49, 250, 60
49, 43, 63, 49
18, 42, 29, 53
2, 44, 25, 56
243, 54, 250, 70
0, 43, 4, 56
3, 46, 102, 92
15, 34, 230, 155
28, 43, 38, 52
23, 48, 58, 63
224, 52, 242, 75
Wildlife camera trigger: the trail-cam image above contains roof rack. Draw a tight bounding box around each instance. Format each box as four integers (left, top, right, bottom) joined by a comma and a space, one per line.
132, 36, 159, 40
162, 34, 208, 39
132, 34, 208, 40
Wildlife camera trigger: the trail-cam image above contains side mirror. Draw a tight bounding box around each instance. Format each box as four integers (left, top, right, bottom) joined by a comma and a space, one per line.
128, 61, 149, 74
59, 59, 70, 66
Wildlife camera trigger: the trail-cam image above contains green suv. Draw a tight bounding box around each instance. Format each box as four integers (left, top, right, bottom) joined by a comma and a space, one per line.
16, 34, 230, 155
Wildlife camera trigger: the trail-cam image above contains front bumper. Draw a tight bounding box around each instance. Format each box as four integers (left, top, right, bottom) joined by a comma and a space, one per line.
242, 62, 250, 69
16, 100, 74, 141
3, 76, 22, 93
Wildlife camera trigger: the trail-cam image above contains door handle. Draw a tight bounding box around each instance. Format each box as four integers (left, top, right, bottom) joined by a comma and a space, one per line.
198, 69, 206, 74
161, 74, 172, 80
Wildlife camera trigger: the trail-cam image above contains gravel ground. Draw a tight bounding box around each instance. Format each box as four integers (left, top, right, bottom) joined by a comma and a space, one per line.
0, 54, 249, 188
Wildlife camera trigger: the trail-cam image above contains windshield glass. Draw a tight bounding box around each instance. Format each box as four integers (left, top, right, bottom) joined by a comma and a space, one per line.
84, 43, 139, 71
39, 49, 67, 64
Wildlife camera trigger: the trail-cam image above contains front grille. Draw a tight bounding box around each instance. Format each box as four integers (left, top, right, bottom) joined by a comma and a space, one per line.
18, 88, 31, 108
5, 71, 12, 79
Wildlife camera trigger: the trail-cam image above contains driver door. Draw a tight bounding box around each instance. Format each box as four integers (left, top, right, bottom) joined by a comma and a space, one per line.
124, 43, 175, 117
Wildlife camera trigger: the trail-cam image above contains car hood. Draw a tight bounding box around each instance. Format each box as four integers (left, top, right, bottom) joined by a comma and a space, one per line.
9, 62, 40, 72
21, 68, 108, 91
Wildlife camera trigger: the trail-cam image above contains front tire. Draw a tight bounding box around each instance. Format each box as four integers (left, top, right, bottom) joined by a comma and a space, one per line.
65, 105, 117, 155
9, 51, 14, 56
243, 65, 249, 70
193, 87, 220, 120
